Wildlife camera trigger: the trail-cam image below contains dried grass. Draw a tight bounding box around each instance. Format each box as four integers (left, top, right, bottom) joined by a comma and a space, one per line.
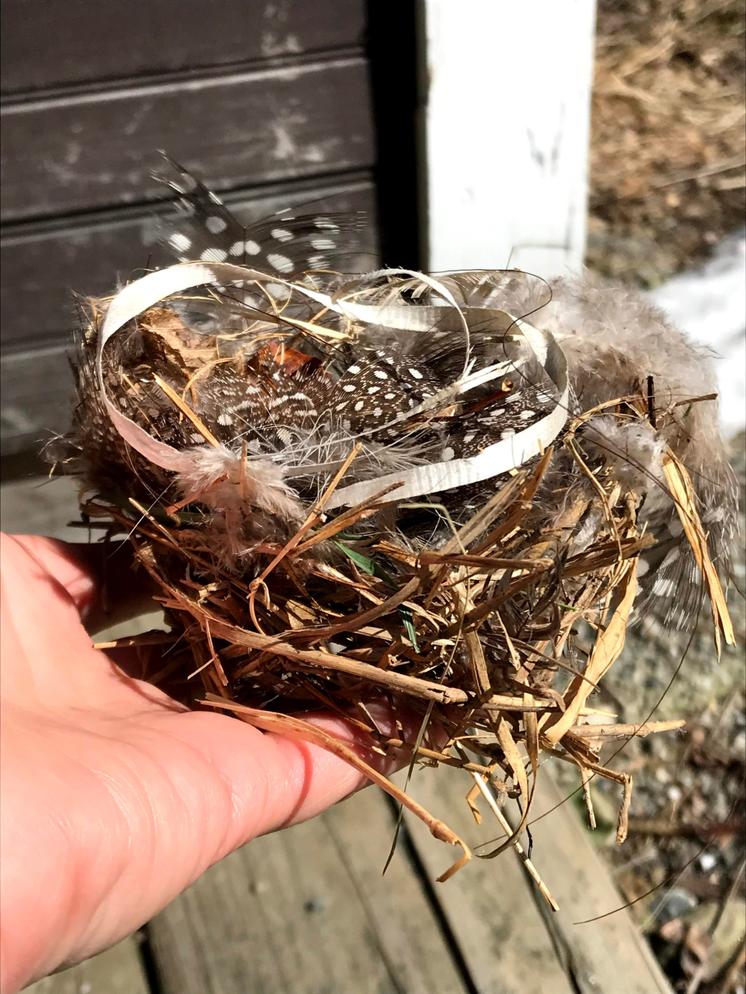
79, 390, 731, 897
64, 262, 735, 903
589, 0, 745, 284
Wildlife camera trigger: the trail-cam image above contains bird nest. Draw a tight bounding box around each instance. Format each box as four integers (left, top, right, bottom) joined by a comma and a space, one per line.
61, 263, 733, 896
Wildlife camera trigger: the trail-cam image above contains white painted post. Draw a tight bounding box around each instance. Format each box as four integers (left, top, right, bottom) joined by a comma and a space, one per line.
420, 0, 597, 277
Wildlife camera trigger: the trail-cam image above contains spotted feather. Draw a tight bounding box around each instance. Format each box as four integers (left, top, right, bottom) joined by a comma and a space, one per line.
154, 154, 369, 276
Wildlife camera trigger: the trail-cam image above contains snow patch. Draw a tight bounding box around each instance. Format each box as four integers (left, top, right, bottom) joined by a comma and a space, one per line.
650, 231, 745, 437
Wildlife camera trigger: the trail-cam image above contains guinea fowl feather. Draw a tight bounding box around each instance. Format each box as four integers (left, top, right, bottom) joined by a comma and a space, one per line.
60, 162, 737, 627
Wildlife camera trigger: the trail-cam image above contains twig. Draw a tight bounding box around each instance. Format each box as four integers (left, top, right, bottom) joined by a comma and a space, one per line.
469, 770, 559, 911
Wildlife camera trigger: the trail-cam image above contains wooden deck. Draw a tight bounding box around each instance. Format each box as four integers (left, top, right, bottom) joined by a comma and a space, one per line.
3, 475, 672, 994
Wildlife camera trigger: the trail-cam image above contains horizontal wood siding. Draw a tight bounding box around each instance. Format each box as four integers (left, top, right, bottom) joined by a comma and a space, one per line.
1, 59, 374, 221
1, 2, 378, 456
1, 345, 74, 454
1, 179, 377, 351
0, 0, 365, 94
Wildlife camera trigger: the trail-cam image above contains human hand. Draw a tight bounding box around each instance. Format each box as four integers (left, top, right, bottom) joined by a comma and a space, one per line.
0, 533, 405, 992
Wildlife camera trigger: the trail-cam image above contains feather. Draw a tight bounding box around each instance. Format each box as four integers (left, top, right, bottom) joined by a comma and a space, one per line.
57, 162, 737, 628
538, 276, 738, 624
154, 153, 370, 275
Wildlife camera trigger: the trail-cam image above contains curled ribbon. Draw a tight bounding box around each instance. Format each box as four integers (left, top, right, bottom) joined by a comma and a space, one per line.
97, 262, 568, 509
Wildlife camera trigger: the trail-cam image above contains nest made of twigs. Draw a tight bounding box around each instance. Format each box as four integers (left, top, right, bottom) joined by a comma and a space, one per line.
77, 398, 728, 893
54, 257, 737, 899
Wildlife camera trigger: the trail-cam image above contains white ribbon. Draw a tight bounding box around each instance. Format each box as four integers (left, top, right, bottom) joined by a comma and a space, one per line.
96, 262, 568, 509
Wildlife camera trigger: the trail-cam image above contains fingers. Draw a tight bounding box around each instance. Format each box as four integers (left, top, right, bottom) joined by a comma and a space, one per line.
0, 533, 156, 630
259, 703, 441, 834
1, 534, 99, 616
0, 535, 101, 663
160, 704, 423, 861
258, 709, 409, 831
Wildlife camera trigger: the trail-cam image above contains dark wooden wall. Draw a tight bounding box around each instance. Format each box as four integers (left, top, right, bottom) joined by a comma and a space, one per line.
1, 0, 414, 459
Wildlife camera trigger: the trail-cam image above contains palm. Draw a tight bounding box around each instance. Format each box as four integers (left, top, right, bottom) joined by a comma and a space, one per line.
0, 534, 395, 992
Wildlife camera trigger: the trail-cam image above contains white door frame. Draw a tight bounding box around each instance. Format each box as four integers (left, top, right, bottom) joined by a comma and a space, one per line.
419, 0, 597, 277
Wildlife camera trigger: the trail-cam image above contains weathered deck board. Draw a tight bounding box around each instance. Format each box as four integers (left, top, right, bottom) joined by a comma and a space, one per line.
402, 766, 577, 994
404, 765, 672, 994
319, 791, 469, 994
147, 787, 469, 994
23, 936, 150, 994
0, 473, 80, 541
523, 776, 672, 994
0, 344, 74, 457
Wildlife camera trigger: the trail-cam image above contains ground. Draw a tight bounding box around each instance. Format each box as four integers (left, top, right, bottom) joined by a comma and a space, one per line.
553, 435, 745, 994
582, 3, 746, 990
589, 0, 745, 288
